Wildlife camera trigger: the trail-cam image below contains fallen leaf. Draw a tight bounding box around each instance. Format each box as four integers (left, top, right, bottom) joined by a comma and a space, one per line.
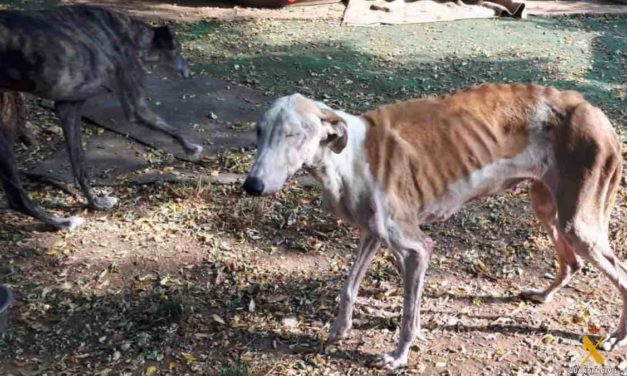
182, 353, 196, 364
212, 314, 225, 325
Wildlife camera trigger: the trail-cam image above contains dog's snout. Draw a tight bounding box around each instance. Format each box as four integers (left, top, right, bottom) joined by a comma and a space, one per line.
243, 177, 265, 196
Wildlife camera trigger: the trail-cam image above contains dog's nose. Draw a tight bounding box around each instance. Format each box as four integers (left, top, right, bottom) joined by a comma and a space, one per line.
243, 177, 265, 196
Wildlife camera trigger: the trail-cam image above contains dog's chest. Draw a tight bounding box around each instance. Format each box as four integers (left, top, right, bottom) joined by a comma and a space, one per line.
415, 143, 551, 223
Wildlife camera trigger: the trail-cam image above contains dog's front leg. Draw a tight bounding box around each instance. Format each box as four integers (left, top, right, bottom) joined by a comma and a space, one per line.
116, 76, 203, 158
55, 101, 118, 210
0, 125, 84, 230
328, 231, 381, 343
133, 99, 203, 157
376, 232, 433, 370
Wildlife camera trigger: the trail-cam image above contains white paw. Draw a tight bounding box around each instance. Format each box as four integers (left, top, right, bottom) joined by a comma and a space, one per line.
373, 351, 408, 370
93, 195, 119, 210
601, 334, 627, 351
520, 289, 553, 304
186, 143, 203, 157
66, 216, 85, 231
328, 318, 352, 343
56, 216, 85, 231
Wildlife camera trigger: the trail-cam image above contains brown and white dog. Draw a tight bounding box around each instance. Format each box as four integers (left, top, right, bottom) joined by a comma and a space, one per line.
243, 84, 624, 369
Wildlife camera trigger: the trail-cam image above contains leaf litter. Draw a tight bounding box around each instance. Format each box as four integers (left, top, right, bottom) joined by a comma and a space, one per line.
0, 12, 626, 376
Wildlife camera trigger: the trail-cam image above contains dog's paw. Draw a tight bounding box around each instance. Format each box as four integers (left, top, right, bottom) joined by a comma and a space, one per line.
92, 196, 119, 210
520, 289, 553, 304
56, 216, 85, 231
328, 318, 352, 343
602, 333, 627, 351
185, 142, 203, 158
372, 351, 408, 370
65, 216, 85, 231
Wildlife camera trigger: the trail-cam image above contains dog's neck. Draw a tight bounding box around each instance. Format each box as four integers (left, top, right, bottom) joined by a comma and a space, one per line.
309, 111, 373, 224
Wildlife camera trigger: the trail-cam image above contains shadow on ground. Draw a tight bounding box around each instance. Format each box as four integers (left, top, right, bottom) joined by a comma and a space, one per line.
0, 251, 587, 374
179, 16, 626, 126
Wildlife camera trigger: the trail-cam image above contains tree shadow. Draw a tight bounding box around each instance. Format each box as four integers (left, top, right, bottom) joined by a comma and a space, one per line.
0, 236, 595, 372
178, 18, 625, 121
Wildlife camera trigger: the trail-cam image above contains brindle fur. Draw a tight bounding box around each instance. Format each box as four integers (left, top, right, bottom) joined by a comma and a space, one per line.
0, 5, 202, 230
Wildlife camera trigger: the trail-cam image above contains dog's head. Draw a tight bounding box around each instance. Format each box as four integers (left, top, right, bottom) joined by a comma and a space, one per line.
137, 25, 190, 78
243, 94, 348, 196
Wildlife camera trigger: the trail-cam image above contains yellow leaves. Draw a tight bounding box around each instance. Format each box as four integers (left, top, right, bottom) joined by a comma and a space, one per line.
182, 353, 196, 364
542, 334, 555, 345
144, 366, 158, 376
611, 86, 626, 101
472, 260, 489, 274
572, 307, 591, 326
44, 248, 59, 256
98, 268, 109, 280
45, 240, 71, 256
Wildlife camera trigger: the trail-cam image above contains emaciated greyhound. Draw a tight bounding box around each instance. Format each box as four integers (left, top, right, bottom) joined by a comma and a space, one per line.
243, 84, 624, 369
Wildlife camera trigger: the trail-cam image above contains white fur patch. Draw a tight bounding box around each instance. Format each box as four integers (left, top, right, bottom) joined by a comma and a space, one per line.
318, 112, 375, 225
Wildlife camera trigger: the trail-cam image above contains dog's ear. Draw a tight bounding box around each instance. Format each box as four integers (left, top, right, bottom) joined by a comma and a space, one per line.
153, 26, 175, 49
320, 109, 348, 154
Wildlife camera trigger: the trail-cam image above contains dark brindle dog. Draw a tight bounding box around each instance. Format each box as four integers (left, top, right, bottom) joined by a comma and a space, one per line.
0, 5, 202, 230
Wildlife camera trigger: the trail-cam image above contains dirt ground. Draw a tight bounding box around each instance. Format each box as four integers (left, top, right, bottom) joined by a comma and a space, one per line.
1, 2, 627, 376
0, 0, 347, 20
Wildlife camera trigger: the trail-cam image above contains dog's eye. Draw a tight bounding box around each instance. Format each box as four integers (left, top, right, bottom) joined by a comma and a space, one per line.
285, 133, 298, 139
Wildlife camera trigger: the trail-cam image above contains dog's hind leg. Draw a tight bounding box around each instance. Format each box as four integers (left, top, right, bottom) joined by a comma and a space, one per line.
0, 124, 83, 230
55, 101, 118, 210
555, 103, 626, 351
328, 231, 381, 343
116, 73, 203, 157
559, 171, 626, 351
521, 181, 582, 303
